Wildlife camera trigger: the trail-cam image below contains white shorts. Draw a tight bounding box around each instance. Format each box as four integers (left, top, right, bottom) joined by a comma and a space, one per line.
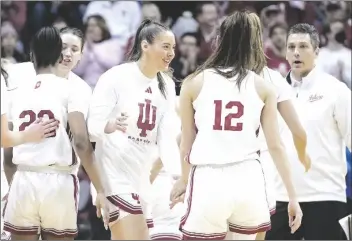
260, 151, 277, 215
180, 160, 271, 239
1, 170, 10, 240
106, 193, 153, 229
149, 174, 183, 240
3, 171, 79, 238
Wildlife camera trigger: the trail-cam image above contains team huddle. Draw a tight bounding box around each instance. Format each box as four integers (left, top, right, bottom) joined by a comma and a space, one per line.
1, 11, 312, 240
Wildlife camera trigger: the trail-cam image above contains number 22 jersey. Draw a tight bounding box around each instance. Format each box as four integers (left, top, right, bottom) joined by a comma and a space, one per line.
8, 73, 91, 168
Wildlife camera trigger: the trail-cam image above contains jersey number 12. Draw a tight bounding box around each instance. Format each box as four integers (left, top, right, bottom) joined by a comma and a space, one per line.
213, 100, 244, 131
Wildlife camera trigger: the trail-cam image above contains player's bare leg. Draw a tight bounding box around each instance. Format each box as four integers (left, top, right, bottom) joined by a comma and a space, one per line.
255, 232, 265, 240
110, 214, 149, 240
10, 234, 39, 240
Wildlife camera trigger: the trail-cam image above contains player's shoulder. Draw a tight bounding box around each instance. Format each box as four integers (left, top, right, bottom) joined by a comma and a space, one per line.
98, 62, 133, 86
68, 72, 91, 93
6, 62, 36, 90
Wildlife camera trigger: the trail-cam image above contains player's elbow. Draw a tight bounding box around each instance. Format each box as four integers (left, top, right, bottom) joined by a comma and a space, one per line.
72, 134, 91, 152
267, 142, 285, 155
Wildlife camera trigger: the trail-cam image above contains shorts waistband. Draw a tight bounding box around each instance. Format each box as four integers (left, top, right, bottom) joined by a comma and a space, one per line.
17, 165, 76, 175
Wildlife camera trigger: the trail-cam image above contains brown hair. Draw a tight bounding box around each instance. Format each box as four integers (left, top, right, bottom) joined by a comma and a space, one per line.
247, 12, 267, 75
192, 10, 263, 90
85, 15, 111, 42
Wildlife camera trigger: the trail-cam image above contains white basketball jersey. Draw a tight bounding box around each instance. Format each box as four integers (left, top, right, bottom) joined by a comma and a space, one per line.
257, 67, 293, 153
8, 74, 76, 167
189, 69, 264, 165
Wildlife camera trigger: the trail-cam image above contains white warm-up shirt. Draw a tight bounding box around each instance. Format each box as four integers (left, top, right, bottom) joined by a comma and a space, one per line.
275, 68, 351, 203
88, 62, 180, 196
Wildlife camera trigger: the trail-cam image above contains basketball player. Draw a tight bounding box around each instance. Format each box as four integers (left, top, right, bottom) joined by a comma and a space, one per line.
149, 101, 183, 240
247, 13, 309, 241
1, 67, 58, 148
170, 11, 302, 240
87, 19, 180, 239
2, 27, 106, 240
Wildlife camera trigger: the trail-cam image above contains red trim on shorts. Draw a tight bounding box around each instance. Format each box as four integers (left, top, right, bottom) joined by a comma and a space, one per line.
109, 210, 119, 223
106, 195, 143, 215
41, 227, 78, 238
146, 218, 154, 229
71, 175, 79, 212
179, 167, 196, 230
3, 222, 39, 236
151, 233, 182, 240
182, 230, 227, 240
270, 207, 276, 216
228, 221, 271, 234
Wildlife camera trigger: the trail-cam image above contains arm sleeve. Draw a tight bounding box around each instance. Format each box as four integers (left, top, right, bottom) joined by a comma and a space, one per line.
157, 80, 181, 176
334, 82, 351, 151
68, 82, 92, 119
87, 71, 118, 142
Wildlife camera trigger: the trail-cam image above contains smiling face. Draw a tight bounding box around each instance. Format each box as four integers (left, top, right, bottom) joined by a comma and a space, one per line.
58, 32, 83, 71
286, 33, 318, 75
142, 30, 176, 71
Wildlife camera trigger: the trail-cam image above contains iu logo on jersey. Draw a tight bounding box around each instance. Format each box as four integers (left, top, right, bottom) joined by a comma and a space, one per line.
137, 99, 157, 137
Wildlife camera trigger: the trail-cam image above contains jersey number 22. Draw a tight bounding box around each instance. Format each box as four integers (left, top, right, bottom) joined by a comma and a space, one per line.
18, 110, 56, 136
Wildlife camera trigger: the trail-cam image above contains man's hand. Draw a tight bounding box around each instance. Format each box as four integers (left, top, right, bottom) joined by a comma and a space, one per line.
96, 193, 109, 230
24, 118, 59, 142
104, 112, 128, 134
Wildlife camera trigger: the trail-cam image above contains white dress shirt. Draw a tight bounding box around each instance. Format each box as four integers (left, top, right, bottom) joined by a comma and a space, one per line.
275, 67, 351, 203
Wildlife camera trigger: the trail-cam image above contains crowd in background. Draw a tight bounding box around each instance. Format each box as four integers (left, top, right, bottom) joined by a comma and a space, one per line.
1, 1, 351, 239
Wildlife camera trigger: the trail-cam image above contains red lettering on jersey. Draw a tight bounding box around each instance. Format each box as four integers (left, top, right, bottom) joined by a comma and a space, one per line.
131, 193, 141, 204
137, 99, 157, 137
18, 110, 57, 137
34, 81, 41, 89
213, 100, 244, 131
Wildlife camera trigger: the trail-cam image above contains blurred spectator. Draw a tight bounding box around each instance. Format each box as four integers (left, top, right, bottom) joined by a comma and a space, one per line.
74, 15, 126, 89
316, 21, 351, 89
172, 11, 199, 40
171, 32, 200, 93
324, 1, 348, 22
83, 1, 141, 43
141, 2, 162, 22
260, 4, 286, 41
195, 2, 218, 64
52, 16, 68, 31
1, 22, 26, 64
265, 22, 290, 76
1, 1, 27, 33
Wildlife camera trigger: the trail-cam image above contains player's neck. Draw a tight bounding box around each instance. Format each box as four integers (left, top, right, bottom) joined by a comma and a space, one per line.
55, 69, 69, 79
137, 59, 158, 79
35, 66, 57, 76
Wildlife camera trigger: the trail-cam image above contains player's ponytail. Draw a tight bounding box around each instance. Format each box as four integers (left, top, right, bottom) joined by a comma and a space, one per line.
128, 19, 172, 99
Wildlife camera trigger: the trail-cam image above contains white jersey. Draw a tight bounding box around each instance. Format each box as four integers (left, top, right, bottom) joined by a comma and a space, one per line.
8, 74, 90, 169
189, 69, 264, 165
1, 75, 8, 172
257, 67, 293, 153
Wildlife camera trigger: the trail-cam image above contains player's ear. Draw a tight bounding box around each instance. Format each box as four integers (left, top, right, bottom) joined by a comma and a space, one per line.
141, 40, 149, 52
